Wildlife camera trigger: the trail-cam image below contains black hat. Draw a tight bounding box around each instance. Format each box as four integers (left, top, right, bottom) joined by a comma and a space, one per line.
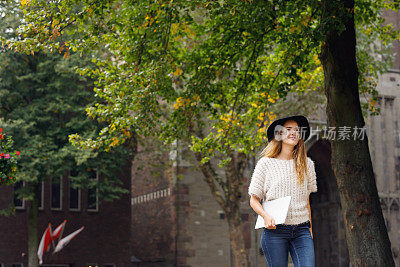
267, 115, 310, 142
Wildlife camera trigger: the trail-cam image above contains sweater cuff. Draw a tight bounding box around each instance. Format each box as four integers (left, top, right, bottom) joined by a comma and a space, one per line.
248, 189, 264, 200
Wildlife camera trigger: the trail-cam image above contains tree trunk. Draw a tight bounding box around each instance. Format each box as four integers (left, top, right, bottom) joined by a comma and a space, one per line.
319, 0, 395, 265
28, 183, 40, 267
227, 211, 250, 267
192, 146, 250, 267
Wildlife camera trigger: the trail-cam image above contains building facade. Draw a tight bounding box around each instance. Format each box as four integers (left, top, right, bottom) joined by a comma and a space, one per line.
0, 162, 132, 266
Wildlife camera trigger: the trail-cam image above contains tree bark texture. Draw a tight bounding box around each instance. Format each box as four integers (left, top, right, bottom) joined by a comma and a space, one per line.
194, 148, 250, 267
227, 213, 250, 267
28, 183, 40, 267
319, 0, 395, 265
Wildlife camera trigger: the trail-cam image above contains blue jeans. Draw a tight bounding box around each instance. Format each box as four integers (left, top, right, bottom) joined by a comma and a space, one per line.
261, 221, 315, 267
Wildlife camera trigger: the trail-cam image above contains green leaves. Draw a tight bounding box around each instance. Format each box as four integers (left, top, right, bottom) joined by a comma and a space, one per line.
0, 127, 20, 185
5, 0, 399, 167
0, 45, 131, 202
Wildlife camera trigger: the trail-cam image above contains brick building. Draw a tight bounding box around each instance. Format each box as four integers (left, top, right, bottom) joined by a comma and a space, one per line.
0, 162, 132, 266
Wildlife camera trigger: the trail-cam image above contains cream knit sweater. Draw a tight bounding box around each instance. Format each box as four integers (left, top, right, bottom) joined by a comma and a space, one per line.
248, 156, 318, 225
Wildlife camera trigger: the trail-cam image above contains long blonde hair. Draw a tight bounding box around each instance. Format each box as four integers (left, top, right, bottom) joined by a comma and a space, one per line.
257, 137, 309, 186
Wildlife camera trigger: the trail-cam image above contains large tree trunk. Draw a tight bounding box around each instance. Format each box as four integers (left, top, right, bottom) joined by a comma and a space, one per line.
225, 151, 250, 267
28, 183, 40, 267
192, 146, 249, 267
319, 0, 395, 265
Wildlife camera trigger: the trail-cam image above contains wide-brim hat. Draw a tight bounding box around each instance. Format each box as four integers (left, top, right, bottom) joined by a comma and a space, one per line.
267, 115, 310, 142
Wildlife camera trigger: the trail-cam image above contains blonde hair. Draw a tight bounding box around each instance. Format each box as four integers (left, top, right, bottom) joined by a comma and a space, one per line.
257, 136, 310, 187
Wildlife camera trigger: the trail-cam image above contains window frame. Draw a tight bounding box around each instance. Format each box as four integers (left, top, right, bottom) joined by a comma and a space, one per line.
38, 181, 44, 210
50, 176, 63, 211
14, 181, 26, 210
87, 170, 99, 212
68, 174, 81, 211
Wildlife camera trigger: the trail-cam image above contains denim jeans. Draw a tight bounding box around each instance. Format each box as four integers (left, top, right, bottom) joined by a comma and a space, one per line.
260, 221, 315, 267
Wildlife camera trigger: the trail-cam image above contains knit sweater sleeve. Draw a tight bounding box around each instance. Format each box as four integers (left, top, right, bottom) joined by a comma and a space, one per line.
248, 158, 267, 200
307, 158, 318, 194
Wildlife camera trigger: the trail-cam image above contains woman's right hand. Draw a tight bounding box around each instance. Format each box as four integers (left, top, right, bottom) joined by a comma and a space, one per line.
263, 213, 276, 229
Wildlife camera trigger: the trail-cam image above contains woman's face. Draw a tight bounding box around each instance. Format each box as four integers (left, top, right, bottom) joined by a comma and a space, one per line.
280, 120, 300, 146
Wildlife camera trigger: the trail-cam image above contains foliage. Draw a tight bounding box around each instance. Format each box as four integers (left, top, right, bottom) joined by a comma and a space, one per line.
0, 48, 132, 203
0, 127, 20, 185
3, 0, 399, 167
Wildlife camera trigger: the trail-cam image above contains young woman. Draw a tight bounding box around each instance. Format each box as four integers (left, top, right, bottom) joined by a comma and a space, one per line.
248, 115, 318, 267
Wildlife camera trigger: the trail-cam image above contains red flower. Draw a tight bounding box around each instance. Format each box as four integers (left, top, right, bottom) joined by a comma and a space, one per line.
0, 153, 4, 157
16, 151, 20, 156
0, 133, 3, 140
0, 128, 2, 132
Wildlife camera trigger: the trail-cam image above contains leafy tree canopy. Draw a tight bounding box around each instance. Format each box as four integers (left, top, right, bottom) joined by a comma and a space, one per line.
4, 0, 399, 166
0, 0, 132, 203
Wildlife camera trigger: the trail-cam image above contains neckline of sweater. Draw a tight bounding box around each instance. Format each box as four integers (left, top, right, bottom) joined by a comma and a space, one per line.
266, 157, 294, 162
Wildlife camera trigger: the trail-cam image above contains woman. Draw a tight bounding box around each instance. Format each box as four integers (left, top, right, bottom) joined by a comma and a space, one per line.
248, 115, 318, 267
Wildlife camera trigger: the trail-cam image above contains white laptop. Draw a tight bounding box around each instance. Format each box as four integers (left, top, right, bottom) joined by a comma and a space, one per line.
255, 196, 292, 229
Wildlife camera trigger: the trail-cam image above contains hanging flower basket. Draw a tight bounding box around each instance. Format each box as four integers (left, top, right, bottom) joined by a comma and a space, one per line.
0, 128, 20, 185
